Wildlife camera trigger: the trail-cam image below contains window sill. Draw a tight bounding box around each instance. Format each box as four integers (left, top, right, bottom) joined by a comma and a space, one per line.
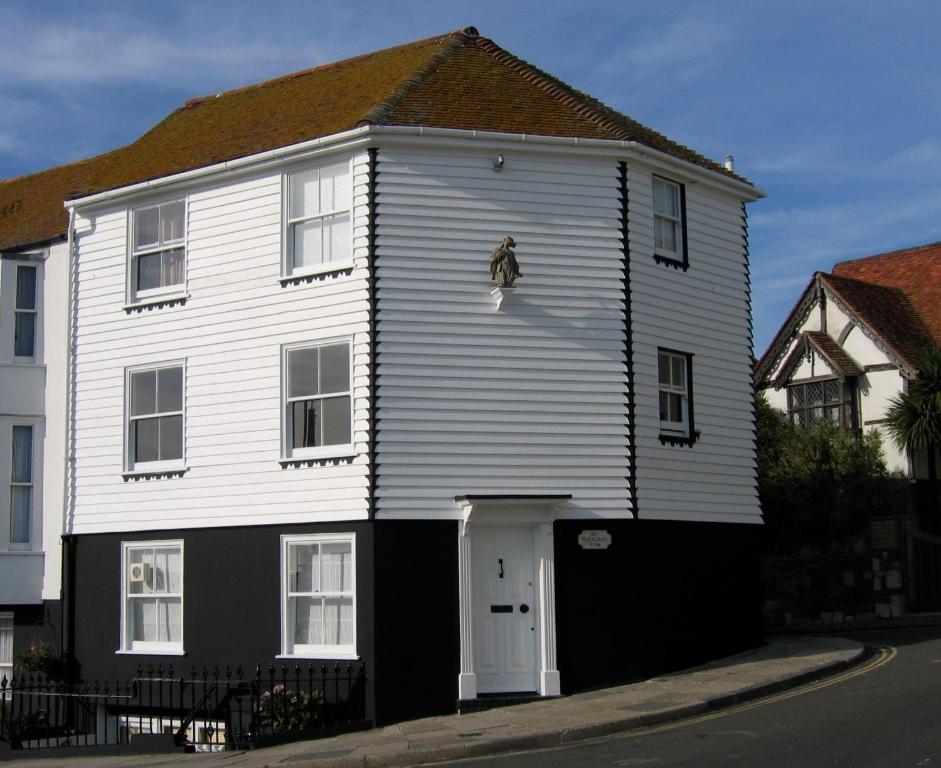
653, 254, 688, 271
279, 448, 356, 468
116, 649, 186, 657
280, 262, 354, 286
123, 466, 188, 481
277, 652, 359, 662
124, 293, 189, 312
658, 431, 700, 447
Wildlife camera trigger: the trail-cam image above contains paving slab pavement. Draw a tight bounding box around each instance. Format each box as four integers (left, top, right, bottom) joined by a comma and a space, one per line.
0, 636, 865, 768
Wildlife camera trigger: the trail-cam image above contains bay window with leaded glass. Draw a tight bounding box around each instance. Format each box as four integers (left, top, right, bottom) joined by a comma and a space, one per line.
786, 378, 856, 430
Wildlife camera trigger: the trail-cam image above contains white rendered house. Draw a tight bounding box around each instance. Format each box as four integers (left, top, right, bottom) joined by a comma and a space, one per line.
756, 242, 941, 477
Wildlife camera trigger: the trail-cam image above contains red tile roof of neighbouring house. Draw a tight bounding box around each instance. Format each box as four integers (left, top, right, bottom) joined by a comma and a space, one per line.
832, 241, 941, 354
0, 26, 752, 253
757, 241, 940, 384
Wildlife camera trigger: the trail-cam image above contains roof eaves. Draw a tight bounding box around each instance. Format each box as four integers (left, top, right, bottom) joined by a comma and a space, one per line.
755, 274, 820, 386
469, 33, 754, 186
804, 331, 863, 377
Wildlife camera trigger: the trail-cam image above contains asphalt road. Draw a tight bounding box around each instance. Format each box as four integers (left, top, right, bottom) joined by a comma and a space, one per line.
439, 626, 941, 768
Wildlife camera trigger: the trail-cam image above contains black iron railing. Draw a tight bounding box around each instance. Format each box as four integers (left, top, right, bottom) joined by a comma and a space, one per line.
0, 661, 367, 752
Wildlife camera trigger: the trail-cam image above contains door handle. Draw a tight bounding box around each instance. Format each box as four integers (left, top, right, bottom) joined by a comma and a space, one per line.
519, 603, 530, 614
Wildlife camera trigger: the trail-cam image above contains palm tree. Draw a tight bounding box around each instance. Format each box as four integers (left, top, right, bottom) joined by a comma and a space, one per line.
886, 347, 941, 525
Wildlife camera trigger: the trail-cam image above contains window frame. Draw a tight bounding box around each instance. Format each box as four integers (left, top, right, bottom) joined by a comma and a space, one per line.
119, 540, 184, 655
0, 612, 12, 685
280, 533, 357, 660
652, 175, 688, 270
786, 377, 853, 430
127, 198, 188, 305
281, 338, 355, 461
657, 348, 696, 446
282, 157, 354, 279
13, 264, 38, 362
124, 361, 186, 474
9, 424, 33, 549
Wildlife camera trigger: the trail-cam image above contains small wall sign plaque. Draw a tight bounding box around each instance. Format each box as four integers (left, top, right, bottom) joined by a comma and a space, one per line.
578, 530, 612, 550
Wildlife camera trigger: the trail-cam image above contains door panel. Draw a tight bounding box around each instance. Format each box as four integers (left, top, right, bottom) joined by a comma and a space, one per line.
472, 526, 538, 693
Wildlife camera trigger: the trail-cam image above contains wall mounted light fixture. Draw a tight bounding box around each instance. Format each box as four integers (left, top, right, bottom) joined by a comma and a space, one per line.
493, 153, 505, 171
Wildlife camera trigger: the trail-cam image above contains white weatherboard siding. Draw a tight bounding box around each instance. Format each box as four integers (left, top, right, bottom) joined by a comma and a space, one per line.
68, 153, 372, 534
374, 149, 630, 519
627, 165, 761, 525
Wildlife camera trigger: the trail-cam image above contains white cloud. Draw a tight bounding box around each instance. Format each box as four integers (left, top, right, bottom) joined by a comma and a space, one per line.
0, 26, 309, 89
750, 192, 941, 350
592, 12, 736, 91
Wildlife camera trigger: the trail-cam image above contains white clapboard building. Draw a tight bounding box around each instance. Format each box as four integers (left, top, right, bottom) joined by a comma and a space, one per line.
0, 224, 68, 683
0, 28, 763, 723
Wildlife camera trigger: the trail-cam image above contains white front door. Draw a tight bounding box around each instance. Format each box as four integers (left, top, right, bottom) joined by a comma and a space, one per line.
472, 526, 538, 693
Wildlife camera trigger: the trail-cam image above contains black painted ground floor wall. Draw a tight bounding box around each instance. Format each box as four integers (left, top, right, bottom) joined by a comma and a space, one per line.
1, 600, 62, 678
64, 518, 761, 726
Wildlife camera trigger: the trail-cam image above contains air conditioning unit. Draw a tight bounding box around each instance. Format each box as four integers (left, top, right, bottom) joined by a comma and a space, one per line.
129, 562, 151, 583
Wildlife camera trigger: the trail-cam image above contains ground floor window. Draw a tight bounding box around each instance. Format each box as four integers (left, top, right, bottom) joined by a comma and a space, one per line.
0, 613, 12, 684
281, 534, 355, 657
121, 541, 183, 653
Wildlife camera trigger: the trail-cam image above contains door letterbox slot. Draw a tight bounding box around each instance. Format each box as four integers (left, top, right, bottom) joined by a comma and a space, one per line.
490, 605, 513, 613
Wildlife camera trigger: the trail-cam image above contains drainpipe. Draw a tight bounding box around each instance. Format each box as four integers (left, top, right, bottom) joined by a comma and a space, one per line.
60, 205, 76, 680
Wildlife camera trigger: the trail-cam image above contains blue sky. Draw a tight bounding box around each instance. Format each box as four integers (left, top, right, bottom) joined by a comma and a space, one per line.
2, 0, 939, 353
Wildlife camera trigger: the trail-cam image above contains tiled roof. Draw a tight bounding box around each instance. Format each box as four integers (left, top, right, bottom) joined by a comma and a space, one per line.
770, 330, 862, 389
803, 331, 863, 376
0, 27, 750, 252
820, 272, 936, 372
832, 241, 941, 356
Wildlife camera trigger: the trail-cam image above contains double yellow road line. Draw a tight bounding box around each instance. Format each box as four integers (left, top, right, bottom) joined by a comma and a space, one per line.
634, 642, 897, 737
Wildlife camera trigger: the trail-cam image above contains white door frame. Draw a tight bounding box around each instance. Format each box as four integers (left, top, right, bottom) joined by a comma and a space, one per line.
455, 495, 569, 699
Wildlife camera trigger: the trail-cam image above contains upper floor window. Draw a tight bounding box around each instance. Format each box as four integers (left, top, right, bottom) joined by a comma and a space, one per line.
122, 541, 183, 653
658, 349, 695, 443
652, 176, 687, 269
126, 364, 184, 472
787, 379, 851, 429
283, 341, 352, 459
130, 200, 185, 302
285, 161, 351, 276
14, 265, 37, 359
9, 426, 32, 546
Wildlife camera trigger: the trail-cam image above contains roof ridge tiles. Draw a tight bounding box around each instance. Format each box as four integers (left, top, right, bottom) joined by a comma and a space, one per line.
469, 34, 743, 181
358, 34, 466, 127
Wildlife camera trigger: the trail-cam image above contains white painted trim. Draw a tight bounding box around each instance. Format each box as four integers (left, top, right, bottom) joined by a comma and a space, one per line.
66, 129, 373, 210
126, 196, 189, 306
282, 156, 355, 278
281, 338, 355, 461
120, 539, 184, 654
456, 497, 565, 700
64, 126, 762, 214
279, 532, 357, 658
123, 360, 187, 473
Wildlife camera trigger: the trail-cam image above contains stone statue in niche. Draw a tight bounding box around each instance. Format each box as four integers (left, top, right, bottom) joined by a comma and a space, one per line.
489, 236, 522, 288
